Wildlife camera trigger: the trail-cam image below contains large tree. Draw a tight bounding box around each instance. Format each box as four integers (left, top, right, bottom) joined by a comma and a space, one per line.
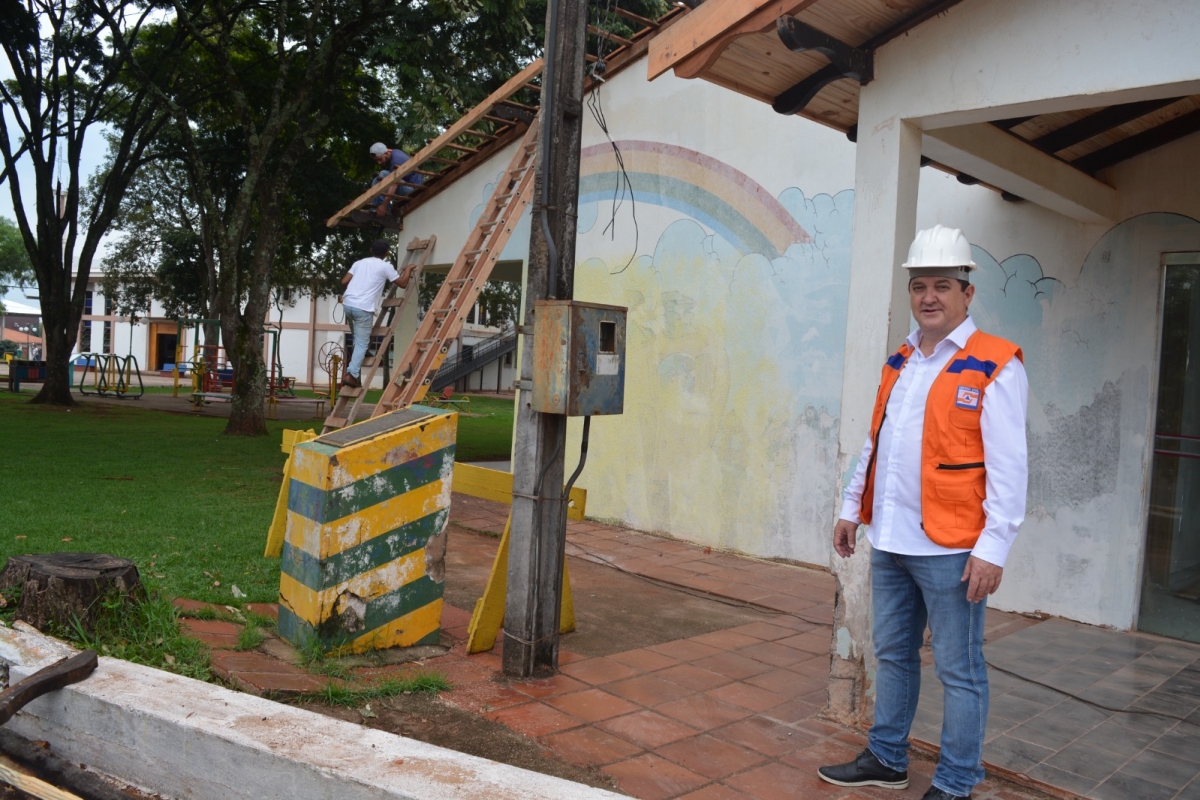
0, 217, 36, 313
0, 0, 179, 404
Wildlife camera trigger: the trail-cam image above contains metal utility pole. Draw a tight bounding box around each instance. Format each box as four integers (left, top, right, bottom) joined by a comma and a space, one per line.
503, 0, 589, 678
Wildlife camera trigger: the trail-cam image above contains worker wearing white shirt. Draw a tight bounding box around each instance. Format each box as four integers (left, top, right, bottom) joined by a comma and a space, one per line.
818, 226, 1029, 800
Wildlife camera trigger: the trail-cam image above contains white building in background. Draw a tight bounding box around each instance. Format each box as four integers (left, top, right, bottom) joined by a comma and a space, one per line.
74, 273, 517, 392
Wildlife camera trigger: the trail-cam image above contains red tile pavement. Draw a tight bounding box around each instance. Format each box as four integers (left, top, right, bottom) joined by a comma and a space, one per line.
598, 710, 702, 749
545, 687, 642, 722
180, 618, 240, 649
175, 493, 1057, 800
485, 700, 583, 737
603, 753, 709, 800
542, 725, 644, 766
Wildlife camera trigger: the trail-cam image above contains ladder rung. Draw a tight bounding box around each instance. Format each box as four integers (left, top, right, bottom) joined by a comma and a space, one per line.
370, 326, 390, 336
448, 279, 468, 285
382, 298, 404, 307
417, 338, 438, 344
339, 387, 362, 397
325, 416, 348, 428
432, 308, 450, 315
465, 249, 483, 257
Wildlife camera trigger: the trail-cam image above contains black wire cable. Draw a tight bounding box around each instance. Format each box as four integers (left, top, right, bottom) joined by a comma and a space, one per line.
587, 0, 639, 275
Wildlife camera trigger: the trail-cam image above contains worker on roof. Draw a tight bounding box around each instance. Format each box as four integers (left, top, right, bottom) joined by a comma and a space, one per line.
338, 238, 415, 389
369, 142, 424, 218
818, 226, 1029, 800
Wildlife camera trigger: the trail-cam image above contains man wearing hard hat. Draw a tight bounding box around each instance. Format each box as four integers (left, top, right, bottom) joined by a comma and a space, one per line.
818, 226, 1029, 800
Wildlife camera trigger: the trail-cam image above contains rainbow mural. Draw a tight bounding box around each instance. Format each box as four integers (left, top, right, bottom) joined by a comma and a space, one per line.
579, 140, 811, 260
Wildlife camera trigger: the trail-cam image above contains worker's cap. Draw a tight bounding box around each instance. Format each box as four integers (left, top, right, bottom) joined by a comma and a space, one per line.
369, 142, 388, 157
902, 225, 977, 281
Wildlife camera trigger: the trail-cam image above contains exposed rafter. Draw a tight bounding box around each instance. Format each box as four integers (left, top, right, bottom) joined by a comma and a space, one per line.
1071, 107, 1200, 174
1030, 97, 1183, 154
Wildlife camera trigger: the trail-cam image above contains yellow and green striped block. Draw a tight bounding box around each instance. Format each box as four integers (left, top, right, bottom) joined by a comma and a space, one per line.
277, 406, 457, 654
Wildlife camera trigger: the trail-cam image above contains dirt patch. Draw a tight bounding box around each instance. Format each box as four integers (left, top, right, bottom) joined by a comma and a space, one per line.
294, 691, 623, 794
444, 524, 781, 658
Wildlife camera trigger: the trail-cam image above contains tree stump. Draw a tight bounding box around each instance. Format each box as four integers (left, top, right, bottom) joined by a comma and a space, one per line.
0, 554, 142, 634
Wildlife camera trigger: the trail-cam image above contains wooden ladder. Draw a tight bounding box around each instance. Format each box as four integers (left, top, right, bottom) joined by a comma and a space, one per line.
371, 114, 540, 417
321, 236, 435, 433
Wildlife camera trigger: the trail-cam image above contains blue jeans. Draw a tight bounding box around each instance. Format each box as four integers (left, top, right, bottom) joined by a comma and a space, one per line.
344, 305, 375, 378
869, 548, 988, 797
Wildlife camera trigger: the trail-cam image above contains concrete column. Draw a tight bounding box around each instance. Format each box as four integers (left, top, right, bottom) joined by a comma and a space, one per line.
826, 112, 921, 725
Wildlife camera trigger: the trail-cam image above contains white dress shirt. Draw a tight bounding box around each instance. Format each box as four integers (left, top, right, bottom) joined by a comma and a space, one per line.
839, 317, 1028, 567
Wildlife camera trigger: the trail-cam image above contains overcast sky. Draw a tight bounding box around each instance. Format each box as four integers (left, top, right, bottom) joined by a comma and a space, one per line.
1, 51, 113, 313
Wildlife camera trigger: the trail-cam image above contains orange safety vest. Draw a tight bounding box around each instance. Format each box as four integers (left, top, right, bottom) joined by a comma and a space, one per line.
860, 330, 1023, 549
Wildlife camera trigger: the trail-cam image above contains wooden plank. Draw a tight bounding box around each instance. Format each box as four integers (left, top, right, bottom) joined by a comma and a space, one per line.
611, 5, 660, 29
0, 754, 82, 800
452, 462, 587, 521
326, 59, 544, 227
673, 0, 817, 80
648, 0, 806, 80
588, 24, 633, 48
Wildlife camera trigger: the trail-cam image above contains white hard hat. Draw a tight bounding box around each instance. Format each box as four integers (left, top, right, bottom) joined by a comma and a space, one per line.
369, 142, 388, 157
902, 225, 977, 277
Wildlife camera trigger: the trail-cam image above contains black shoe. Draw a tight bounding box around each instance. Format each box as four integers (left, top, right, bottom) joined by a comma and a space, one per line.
922, 787, 970, 800
817, 748, 908, 789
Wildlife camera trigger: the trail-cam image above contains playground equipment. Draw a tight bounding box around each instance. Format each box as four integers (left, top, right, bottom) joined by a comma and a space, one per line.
172, 318, 219, 398
77, 353, 144, 398
317, 341, 345, 405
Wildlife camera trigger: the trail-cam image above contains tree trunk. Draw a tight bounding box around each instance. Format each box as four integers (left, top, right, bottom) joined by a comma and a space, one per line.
30, 306, 76, 406
224, 313, 268, 435
0, 553, 142, 634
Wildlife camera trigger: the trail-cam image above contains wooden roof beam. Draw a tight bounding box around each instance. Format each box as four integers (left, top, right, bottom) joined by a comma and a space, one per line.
923, 123, 1117, 224
325, 59, 543, 227
1031, 97, 1183, 154
1072, 107, 1200, 174
648, 0, 819, 80
588, 24, 633, 48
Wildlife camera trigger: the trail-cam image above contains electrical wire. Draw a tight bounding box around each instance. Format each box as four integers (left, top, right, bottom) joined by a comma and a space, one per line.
540, 0, 561, 300
587, 0, 640, 275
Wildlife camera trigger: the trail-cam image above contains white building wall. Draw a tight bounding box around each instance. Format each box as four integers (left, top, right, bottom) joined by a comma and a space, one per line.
395, 35, 1200, 631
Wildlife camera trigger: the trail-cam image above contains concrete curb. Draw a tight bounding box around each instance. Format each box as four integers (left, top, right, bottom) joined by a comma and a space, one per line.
0, 623, 623, 800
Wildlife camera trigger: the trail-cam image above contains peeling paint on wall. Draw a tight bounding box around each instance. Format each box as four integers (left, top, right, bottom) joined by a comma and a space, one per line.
1028, 380, 1122, 510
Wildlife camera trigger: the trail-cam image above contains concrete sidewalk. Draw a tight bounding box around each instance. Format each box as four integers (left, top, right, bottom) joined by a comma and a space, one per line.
194, 493, 1119, 800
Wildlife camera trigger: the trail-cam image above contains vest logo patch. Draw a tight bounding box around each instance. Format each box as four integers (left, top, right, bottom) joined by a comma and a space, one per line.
956, 386, 981, 410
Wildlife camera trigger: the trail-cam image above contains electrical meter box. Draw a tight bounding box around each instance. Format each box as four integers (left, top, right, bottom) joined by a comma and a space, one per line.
531, 300, 627, 416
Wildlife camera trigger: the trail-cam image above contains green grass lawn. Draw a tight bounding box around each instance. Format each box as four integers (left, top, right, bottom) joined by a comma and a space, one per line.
0, 392, 513, 607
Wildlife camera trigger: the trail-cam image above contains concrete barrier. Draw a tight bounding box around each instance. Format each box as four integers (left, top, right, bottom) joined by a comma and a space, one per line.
0, 622, 622, 800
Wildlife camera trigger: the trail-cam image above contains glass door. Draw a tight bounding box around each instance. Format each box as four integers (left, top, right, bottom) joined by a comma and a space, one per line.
1140, 253, 1200, 643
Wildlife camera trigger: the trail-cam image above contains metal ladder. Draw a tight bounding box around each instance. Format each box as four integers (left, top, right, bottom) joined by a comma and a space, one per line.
371, 114, 540, 417
321, 236, 435, 433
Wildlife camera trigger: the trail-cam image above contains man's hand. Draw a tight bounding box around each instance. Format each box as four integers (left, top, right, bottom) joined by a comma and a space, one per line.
961, 556, 1003, 603
833, 519, 859, 558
